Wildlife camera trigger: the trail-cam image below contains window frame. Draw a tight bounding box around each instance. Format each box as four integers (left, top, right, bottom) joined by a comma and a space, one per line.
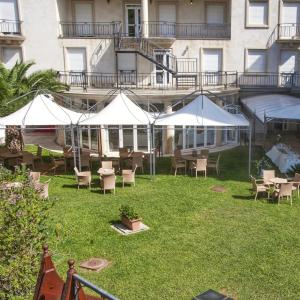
245, 48, 267, 73
245, 0, 269, 28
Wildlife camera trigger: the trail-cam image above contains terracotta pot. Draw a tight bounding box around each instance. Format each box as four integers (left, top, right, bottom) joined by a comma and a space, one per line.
121, 216, 142, 231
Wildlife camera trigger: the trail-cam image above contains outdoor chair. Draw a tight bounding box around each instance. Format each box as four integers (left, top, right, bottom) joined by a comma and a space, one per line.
119, 147, 130, 158
288, 173, 300, 197
80, 151, 91, 170
50, 156, 66, 175
200, 149, 209, 159
34, 145, 43, 165
262, 170, 275, 186
274, 182, 293, 205
122, 166, 137, 187
190, 159, 207, 178
101, 160, 114, 170
100, 174, 116, 194
74, 167, 91, 189
174, 149, 182, 160
250, 175, 269, 200
171, 156, 186, 176
34, 179, 51, 199
130, 156, 144, 173
207, 153, 221, 176
22, 152, 35, 170
29, 171, 41, 183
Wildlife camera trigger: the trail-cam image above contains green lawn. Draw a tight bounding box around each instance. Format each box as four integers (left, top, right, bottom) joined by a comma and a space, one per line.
43, 147, 300, 300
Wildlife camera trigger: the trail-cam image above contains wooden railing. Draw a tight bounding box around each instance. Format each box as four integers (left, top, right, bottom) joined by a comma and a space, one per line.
0, 19, 21, 34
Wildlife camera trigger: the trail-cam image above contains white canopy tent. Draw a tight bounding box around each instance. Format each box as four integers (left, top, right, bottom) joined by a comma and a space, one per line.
156, 94, 249, 127
0, 94, 83, 126
80, 92, 154, 125
242, 94, 300, 123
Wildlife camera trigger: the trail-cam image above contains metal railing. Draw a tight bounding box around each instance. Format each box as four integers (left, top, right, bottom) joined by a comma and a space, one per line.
278, 23, 300, 40
144, 21, 231, 39
58, 71, 300, 91
72, 274, 119, 300
60, 21, 121, 38
0, 19, 21, 34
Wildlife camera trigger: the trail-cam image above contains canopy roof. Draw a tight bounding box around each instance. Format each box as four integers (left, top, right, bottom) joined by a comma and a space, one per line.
242, 94, 300, 123
0, 94, 83, 126
155, 95, 249, 127
80, 92, 153, 125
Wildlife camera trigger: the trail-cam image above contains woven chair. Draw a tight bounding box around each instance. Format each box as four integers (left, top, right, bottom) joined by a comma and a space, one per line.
80, 151, 91, 170
101, 160, 114, 170
34, 179, 51, 199
274, 182, 293, 205
207, 153, 221, 176
122, 166, 137, 187
171, 156, 186, 176
174, 149, 182, 160
50, 156, 66, 175
130, 156, 144, 173
22, 152, 35, 170
191, 159, 207, 178
29, 171, 41, 183
250, 175, 269, 200
288, 173, 300, 197
262, 170, 275, 186
100, 174, 116, 194
74, 167, 91, 189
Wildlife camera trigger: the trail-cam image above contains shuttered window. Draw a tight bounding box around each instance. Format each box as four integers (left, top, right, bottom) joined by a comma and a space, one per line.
2, 47, 22, 69
67, 48, 86, 72
206, 4, 225, 24
280, 50, 296, 73
117, 53, 136, 71
282, 2, 300, 23
203, 49, 222, 72
248, 1, 268, 26
0, 0, 18, 20
247, 50, 266, 72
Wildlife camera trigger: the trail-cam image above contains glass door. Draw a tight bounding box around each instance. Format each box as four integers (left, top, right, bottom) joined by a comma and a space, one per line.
154, 50, 171, 86
126, 5, 141, 37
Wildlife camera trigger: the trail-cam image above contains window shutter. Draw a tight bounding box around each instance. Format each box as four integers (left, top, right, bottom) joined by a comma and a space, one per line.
282, 3, 300, 23
117, 53, 136, 71
280, 51, 296, 73
248, 2, 267, 25
247, 50, 266, 72
3, 47, 21, 69
67, 48, 86, 72
74, 3, 93, 23
0, 0, 18, 20
206, 5, 225, 24
203, 49, 222, 72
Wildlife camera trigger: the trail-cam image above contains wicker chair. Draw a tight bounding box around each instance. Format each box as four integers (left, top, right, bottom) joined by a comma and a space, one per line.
274, 182, 293, 205
50, 156, 66, 175
74, 167, 91, 189
122, 166, 137, 187
250, 175, 269, 200
171, 156, 186, 176
34, 179, 51, 199
262, 170, 275, 186
190, 159, 207, 178
100, 174, 116, 194
207, 153, 221, 176
130, 156, 144, 173
288, 173, 300, 197
29, 171, 41, 183
22, 152, 35, 170
101, 160, 114, 170
80, 151, 91, 170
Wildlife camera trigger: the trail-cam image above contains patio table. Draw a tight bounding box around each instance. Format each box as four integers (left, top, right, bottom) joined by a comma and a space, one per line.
97, 168, 115, 176
270, 177, 288, 185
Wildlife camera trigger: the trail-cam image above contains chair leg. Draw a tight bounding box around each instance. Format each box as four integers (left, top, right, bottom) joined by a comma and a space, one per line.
195, 170, 197, 178
174, 168, 177, 176
123, 180, 124, 188
254, 192, 258, 201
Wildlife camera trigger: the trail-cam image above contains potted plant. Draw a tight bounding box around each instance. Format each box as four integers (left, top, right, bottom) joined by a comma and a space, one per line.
119, 205, 142, 231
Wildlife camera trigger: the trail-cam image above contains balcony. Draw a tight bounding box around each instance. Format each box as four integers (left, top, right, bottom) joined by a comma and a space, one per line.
0, 19, 24, 43
59, 22, 121, 38
144, 22, 231, 40
277, 23, 300, 43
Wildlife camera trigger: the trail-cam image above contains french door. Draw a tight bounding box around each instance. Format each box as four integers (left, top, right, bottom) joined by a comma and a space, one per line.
154, 50, 171, 86
126, 5, 141, 37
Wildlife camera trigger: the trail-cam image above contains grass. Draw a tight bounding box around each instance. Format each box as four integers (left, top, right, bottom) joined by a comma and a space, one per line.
40, 146, 300, 299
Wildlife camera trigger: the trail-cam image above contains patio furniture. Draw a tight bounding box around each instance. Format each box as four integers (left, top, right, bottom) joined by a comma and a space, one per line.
130, 156, 144, 173
34, 145, 43, 165
250, 175, 270, 200
50, 156, 66, 175
262, 170, 276, 186
274, 182, 294, 205
80, 151, 91, 170
100, 174, 116, 194
190, 159, 207, 178
174, 149, 183, 159
34, 179, 51, 199
122, 166, 137, 187
171, 157, 186, 176
288, 173, 300, 197
22, 152, 35, 170
101, 160, 114, 171
29, 171, 41, 183
207, 153, 221, 176
97, 168, 115, 176
119, 147, 130, 158
74, 167, 91, 189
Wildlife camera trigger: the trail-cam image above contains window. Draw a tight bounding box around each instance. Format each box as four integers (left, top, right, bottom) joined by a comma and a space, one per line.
0, 0, 19, 33
196, 127, 205, 147
137, 126, 148, 151
67, 48, 86, 72
185, 126, 194, 149
174, 126, 183, 150
81, 99, 97, 112
202, 49, 222, 72
206, 4, 225, 24
248, 1, 268, 26
123, 126, 134, 149
108, 126, 119, 152
2, 47, 22, 68
206, 127, 215, 146
246, 49, 266, 72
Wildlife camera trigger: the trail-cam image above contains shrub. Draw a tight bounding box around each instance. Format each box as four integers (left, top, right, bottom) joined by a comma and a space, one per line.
0, 167, 50, 299
119, 205, 139, 220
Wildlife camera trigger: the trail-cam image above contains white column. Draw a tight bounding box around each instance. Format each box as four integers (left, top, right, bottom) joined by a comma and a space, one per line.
162, 102, 174, 155
142, 0, 149, 37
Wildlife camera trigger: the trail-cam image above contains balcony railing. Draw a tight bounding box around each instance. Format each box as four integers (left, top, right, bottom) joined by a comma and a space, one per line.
58, 71, 300, 91
144, 22, 231, 39
60, 22, 121, 38
0, 19, 21, 35
278, 23, 300, 40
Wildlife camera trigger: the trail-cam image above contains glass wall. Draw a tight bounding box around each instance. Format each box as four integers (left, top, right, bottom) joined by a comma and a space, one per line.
185, 126, 194, 148
108, 125, 119, 152
137, 126, 148, 151
174, 126, 183, 149
81, 126, 89, 149
123, 126, 134, 150
206, 127, 216, 146
196, 127, 205, 147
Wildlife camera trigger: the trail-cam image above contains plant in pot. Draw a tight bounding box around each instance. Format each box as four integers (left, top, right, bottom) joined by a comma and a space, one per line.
119, 205, 142, 231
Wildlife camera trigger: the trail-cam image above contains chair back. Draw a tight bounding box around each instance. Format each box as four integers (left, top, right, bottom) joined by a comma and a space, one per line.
74, 167, 80, 176
279, 183, 293, 197
132, 156, 143, 168
103, 174, 116, 189
196, 159, 207, 171
29, 172, 41, 183
174, 149, 182, 159
23, 152, 34, 165
263, 170, 275, 183
80, 152, 90, 167
119, 147, 129, 158
294, 173, 300, 183
250, 175, 257, 190
200, 149, 209, 159
102, 161, 113, 169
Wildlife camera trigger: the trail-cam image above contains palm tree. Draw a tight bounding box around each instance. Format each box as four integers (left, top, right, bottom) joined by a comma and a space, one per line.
0, 61, 69, 116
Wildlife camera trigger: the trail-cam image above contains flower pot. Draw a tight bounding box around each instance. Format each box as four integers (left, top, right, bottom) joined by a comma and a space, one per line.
121, 216, 142, 231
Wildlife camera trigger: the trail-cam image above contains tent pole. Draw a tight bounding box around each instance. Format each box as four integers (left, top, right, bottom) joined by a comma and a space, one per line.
149, 125, 152, 176
248, 125, 252, 177
71, 125, 77, 170
77, 125, 82, 172
153, 124, 156, 178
